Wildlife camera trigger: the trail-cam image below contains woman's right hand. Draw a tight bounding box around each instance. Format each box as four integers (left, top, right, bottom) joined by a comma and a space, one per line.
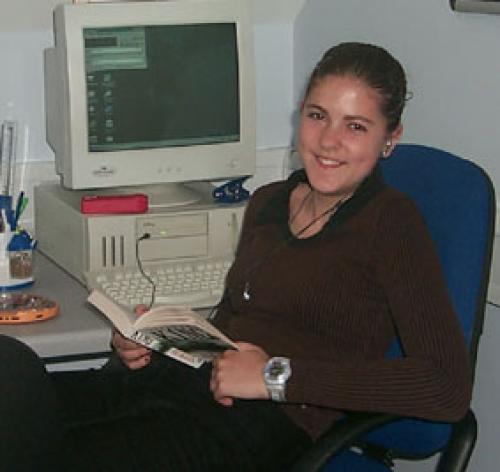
110, 304, 152, 370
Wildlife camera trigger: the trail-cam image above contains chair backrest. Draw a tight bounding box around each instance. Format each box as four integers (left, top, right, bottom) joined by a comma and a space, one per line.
363, 144, 496, 456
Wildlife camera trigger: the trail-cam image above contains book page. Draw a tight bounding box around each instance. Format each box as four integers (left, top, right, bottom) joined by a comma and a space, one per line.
87, 290, 136, 337
135, 305, 207, 328
133, 322, 234, 352
135, 305, 236, 348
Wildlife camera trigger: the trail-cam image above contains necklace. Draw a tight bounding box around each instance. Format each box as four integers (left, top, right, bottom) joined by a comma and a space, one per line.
242, 190, 349, 302
289, 186, 347, 238
292, 192, 347, 238
288, 185, 313, 226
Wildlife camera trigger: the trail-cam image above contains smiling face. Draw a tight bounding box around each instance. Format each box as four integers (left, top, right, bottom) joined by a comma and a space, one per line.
297, 74, 402, 199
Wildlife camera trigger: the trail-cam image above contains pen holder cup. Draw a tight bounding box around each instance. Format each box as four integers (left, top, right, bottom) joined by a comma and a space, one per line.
7, 232, 34, 279
0, 231, 35, 288
9, 248, 33, 279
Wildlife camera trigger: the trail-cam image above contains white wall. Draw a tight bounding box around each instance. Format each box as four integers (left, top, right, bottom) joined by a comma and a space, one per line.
0, 0, 62, 164
0, 31, 53, 164
0, 0, 61, 31
250, 0, 305, 22
253, 22, 295, 150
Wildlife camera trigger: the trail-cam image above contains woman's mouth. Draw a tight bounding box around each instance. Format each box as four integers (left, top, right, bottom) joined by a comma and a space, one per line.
316, 155, 343, 169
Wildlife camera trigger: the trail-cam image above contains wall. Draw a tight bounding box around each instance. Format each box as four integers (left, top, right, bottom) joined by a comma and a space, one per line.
250, 0, 305, 23
0, 0, 61, 31
294, 1, 500, 470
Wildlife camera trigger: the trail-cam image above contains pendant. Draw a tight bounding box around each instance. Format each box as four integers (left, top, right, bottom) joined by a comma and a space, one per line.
243, 282, 251, 301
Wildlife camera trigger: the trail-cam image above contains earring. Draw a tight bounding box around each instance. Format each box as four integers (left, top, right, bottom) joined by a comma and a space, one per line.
382, 141, 392, 157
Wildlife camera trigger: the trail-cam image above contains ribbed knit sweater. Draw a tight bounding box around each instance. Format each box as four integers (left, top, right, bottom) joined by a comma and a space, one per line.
214, 169, 472, 440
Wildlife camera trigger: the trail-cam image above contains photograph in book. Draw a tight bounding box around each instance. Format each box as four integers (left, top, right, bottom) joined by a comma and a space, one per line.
131, 325, 237, 352
87, 290, 237, 368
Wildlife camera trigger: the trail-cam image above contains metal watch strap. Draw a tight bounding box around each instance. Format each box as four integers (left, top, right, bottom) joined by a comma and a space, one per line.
267, 384, 287, 402
263, 357, 291, 402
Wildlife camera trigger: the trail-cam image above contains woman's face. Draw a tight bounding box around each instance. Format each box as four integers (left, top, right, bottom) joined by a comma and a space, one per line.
297, 74, 402, 199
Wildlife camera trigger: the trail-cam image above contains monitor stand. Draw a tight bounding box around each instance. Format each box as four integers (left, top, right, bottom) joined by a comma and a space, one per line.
116, 183, 203, 209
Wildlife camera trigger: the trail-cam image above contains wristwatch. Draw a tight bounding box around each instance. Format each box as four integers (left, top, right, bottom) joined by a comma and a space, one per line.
263, 356, 292, 402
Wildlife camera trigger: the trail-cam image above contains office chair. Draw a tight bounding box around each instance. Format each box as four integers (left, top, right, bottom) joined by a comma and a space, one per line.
292, 144, 496, 472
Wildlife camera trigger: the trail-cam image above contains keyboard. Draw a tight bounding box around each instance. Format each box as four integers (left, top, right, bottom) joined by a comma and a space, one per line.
84, 255, 233, 309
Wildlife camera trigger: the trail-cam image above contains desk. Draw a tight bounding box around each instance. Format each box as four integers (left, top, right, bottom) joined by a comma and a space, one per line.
0, 253, 112, 369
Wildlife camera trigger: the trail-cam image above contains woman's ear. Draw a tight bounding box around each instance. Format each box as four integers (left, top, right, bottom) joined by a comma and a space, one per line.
382, 125, 403, 158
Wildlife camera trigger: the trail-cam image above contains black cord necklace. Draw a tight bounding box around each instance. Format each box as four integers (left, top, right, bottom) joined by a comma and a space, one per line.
288, 185, 313, 227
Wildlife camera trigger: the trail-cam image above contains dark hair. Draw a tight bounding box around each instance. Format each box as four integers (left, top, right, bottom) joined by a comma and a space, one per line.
305, 42, 408, 132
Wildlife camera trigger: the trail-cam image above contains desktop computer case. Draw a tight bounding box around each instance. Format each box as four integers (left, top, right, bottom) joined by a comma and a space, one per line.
34, 183, 245, 285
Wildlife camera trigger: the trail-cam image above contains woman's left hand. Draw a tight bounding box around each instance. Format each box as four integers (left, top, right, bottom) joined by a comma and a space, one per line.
210, 342, 270, 407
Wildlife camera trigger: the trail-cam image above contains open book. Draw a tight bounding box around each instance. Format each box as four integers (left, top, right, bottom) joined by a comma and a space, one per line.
87, 290, 237, 368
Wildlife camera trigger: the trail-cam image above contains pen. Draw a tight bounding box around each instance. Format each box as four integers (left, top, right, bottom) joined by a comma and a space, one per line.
18, 196, 28, 221
0, 195, 12, 230
0, 209, 6, 234
14, 191, 24, 227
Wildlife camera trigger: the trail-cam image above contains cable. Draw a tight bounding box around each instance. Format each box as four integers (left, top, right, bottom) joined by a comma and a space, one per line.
135, 233, 156, 310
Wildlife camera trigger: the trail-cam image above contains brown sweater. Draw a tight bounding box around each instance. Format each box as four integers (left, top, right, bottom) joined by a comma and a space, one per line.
214, 169, 471, 440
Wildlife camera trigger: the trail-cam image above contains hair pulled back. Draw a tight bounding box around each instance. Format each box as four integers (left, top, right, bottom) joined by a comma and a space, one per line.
305, 42, 408, 132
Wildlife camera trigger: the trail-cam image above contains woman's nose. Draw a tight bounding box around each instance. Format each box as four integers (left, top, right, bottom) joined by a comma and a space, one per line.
319, 125, 342, 150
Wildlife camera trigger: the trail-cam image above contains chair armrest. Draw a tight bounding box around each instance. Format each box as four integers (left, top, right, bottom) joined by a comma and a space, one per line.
291, 409, 477, 472
291, 412, 398, 472
436, 409, 477, 472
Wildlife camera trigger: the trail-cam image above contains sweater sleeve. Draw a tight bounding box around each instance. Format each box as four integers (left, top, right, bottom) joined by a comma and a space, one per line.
285, 197, 472, 423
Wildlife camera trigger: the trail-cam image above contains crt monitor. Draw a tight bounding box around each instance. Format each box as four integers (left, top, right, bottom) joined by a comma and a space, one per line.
44, 0, 256, 207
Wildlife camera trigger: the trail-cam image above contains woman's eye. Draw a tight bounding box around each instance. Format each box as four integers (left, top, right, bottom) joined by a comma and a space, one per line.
348, 122, 367, 132
307, 111, 324, 121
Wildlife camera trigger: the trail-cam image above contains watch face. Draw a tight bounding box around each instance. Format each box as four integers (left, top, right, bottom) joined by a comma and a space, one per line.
268, 361, 284, 380
265, 357, 291, 383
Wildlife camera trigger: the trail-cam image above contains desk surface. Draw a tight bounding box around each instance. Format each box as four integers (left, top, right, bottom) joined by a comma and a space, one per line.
0, 253, 111, 359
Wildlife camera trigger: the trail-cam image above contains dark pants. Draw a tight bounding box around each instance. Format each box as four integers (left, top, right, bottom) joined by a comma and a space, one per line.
0, 335, 311, 471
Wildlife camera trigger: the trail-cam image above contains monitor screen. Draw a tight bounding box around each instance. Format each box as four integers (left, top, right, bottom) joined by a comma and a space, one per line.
44, 0, 256, 206
84, 23, 239, 152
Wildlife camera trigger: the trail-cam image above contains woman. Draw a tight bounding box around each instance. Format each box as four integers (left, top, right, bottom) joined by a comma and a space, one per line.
0, 42, 471, 471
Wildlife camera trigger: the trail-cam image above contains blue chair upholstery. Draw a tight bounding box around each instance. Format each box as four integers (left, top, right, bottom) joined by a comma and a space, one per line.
322, 450, 391, 472
292, 144, 496, 471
